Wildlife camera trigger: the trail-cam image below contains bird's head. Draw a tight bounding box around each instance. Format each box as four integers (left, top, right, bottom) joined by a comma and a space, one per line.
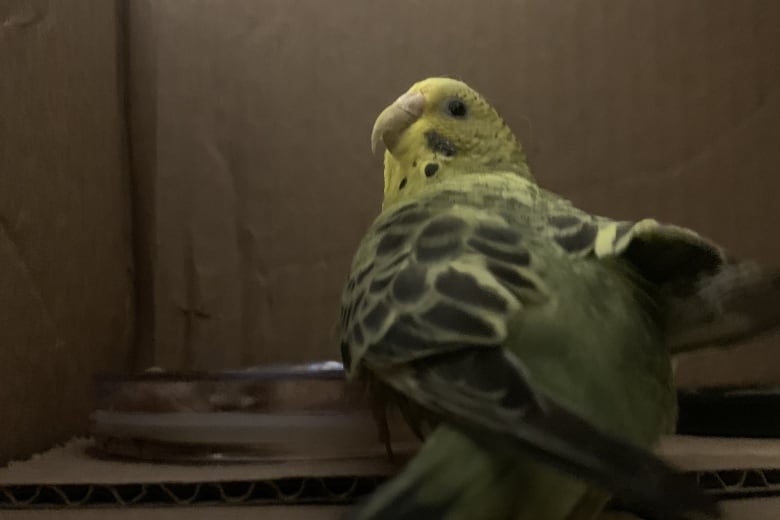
371, 77, 532, 208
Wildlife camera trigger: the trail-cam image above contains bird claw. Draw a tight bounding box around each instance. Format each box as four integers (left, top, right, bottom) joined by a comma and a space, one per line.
369, 391, 394, 462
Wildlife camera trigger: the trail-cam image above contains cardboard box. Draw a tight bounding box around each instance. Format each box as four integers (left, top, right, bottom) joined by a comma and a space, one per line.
2, 0, 780, 517
125, 0, 780, 381
0, 437, 779, 518
0, 0, 133, 464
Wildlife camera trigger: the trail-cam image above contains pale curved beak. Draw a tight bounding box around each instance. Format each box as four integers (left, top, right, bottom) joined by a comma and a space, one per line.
370, 90, 426, 155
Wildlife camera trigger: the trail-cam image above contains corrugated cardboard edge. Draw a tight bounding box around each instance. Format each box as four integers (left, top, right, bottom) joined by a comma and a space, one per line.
0, 506, 348, 519
1, 436, 779, 512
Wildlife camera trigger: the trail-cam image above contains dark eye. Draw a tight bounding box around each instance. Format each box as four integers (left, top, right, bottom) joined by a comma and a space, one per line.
446, 99, 467, 118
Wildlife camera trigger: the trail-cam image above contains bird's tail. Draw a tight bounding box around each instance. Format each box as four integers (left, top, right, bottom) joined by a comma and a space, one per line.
667, 261, 780, 353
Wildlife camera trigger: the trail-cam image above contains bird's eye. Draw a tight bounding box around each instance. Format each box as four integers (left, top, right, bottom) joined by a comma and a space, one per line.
446, 99, 467, 118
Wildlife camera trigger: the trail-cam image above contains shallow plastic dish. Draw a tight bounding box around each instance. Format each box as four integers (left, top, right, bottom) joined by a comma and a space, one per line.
89, 361, 419, 463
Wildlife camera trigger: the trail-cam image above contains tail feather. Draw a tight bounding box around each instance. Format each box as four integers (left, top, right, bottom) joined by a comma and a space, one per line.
667, 262, 780, 353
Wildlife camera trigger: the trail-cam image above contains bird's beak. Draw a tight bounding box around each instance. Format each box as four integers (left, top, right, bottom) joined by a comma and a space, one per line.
371, 90, 426, 155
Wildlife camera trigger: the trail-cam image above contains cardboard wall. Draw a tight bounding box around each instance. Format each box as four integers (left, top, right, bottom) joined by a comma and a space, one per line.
0, 0, 133, 463
128, 0, 780, 377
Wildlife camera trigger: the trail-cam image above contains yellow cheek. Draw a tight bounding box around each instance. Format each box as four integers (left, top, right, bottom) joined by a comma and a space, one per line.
382, 160, 404, 207
382, 161, 428, 208
382, 184, 397, 209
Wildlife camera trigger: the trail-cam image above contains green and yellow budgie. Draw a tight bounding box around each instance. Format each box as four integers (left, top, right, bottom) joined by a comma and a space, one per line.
339, 77, 780, 520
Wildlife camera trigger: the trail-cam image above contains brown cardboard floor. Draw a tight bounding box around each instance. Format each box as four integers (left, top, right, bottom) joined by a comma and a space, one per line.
5, 437, 780, 486
2, 438, 779, 518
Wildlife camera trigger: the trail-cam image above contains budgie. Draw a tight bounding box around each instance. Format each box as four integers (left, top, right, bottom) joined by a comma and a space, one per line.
338, 77, 780, 520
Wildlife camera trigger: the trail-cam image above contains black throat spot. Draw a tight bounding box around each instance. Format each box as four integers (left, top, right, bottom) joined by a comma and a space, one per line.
424, 130, 457, 157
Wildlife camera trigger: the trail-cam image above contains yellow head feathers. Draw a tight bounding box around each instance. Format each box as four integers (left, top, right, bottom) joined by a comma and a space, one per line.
371, 77, 532, 208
